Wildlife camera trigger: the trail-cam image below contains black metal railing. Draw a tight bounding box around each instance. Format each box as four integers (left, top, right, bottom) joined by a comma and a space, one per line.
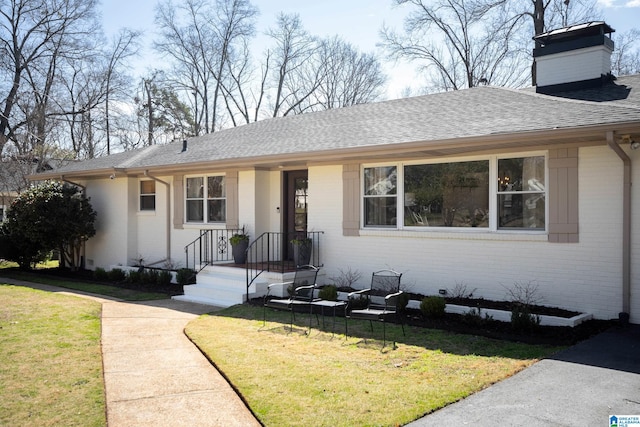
245, 231, 324, 301
184, 228, 245, 273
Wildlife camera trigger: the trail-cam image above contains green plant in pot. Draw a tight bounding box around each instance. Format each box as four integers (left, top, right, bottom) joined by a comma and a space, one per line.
230, 232, 249, 264
290, 237, 312, 267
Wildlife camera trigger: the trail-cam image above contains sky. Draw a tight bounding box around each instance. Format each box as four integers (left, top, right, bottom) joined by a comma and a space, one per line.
101, 0, 640, 98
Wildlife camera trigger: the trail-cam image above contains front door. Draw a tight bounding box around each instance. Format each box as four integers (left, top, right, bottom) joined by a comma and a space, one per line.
284, 170, 308, 259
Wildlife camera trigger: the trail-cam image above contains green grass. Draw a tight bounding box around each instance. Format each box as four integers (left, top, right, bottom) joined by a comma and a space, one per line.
187, 305, 562, 427
0, 266, 169, 301
0, 285, 106, 426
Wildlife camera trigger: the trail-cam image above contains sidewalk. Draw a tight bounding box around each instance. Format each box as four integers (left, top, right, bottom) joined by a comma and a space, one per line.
2, 278, 261, 427
101, 299, 261, 427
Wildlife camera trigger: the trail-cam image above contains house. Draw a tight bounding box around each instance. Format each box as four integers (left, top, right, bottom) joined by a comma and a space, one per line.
32, 22, 640, 323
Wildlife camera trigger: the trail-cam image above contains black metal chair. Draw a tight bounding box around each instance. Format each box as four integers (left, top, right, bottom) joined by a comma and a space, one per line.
263, 265, 320, 332
347, 269, 405, 347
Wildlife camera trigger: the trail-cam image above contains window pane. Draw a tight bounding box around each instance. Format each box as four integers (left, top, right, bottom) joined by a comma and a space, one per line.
140, 180, 155, 194
364, 166, 397, 195
207, 200, 226, 222
186, 177, 204, 198
498, 157, 545, 192
365, 197, 397, 226
207, 176, 225, 198
186, 200, 204, 222
498, 194, 545, 229
140, 195, 155, 211
404, 161, 489, 227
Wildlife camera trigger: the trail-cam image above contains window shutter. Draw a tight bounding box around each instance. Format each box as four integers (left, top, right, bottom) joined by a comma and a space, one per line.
226, 171, 239, 229
343, 164, 360, 236
548, 148, 579, 243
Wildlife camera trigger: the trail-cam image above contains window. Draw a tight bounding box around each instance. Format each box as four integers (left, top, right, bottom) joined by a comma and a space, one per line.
363, 155, 545, 232
186, 175, 226, 223
140, 181, 156, 211
364, 166, 397, 226
497, 156, 545, 229
404, 161, 489, 227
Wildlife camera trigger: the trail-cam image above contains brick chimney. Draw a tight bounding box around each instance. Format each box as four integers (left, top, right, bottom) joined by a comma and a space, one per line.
533, 22, 615, 94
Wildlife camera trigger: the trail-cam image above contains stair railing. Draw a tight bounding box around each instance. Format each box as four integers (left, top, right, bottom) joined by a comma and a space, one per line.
245, 231, 324, 302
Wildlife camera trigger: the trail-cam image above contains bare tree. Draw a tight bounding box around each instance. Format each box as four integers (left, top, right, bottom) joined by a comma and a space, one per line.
263, 13, 320, 117
612, 28, 640, 76
380, 0, 528, 91
315, 36, 386, 109
103, 29, 140, 154
154, 0, 257, 133
0, 0, 99, 155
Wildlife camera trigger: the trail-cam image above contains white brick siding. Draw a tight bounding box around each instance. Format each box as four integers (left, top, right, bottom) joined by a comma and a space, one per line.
309, 147, 635, 321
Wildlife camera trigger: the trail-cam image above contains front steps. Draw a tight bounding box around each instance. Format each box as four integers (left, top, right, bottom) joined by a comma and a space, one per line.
173, 265, 289, 308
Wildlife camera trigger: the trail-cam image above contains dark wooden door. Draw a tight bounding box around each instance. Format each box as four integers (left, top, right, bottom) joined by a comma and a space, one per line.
284, 170, 308, 259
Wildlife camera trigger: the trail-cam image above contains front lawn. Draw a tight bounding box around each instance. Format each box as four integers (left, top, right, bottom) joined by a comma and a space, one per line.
186, 305, 561, 427
0, 285, 106, 426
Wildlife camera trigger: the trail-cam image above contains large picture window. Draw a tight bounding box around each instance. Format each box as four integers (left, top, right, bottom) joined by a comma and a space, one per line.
186, 175, 226, 223
363, 155, 545, 232
404, 161, 489, 227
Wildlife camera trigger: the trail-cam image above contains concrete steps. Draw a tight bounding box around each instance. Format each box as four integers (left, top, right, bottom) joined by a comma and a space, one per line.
173, 265, 285, 308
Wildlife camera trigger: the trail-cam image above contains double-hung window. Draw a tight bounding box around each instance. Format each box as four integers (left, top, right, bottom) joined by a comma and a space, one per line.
140, 180, 156, 211
363, 154, 545, 232
186, 175, 226, 223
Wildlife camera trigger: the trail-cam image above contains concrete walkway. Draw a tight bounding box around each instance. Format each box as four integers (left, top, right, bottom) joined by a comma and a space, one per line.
2, 279, 261, 427
101, 299, 261, 427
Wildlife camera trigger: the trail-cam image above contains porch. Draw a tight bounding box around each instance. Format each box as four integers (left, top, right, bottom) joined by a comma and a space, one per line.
174, 229, 325, 307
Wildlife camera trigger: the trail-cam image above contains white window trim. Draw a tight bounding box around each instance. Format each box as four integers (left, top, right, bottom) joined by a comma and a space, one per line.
362, 152, 548, 234
139, 179, 156, 213
184, 173, 227, 224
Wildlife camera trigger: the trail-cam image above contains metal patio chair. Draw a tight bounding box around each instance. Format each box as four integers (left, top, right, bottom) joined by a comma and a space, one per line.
263, 265, 320, 332
346, 269, 405, 347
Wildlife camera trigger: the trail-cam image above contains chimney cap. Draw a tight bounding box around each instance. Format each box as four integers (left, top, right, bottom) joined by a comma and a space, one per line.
534, 21, 614, 45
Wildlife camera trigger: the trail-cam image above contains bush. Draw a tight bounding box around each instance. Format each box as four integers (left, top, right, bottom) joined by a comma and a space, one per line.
420, 296, 446, 318
511, 305, 540, 333
347, 294, 368, 311
126, 270, 141, 284
94, 268, 109, 281
176, 268, 196, 285
158, 270, 173, 286
141, 269, 159, 284
318, 285, 338, 301
462, 307, 494, 326
108, 268, 126, 282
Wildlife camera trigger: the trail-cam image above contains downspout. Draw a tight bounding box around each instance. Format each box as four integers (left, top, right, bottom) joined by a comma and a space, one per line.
606, 131, 631, 320
60, 176, 87, 269
144, 171, 172, 263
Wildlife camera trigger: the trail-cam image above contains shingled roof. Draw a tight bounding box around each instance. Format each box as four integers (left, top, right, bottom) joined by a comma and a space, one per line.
37, 74, 640, 178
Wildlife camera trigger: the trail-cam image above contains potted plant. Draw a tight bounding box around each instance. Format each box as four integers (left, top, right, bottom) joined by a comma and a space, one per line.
290, 236, 312, 266
230, 232, 249, 264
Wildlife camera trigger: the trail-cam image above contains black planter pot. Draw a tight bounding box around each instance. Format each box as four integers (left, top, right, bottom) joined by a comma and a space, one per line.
293, 241, 312, 267
231, 240, 249, 264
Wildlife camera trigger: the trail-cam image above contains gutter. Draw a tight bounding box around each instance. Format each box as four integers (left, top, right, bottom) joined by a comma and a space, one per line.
143, 170, 172, 263
606, 131, 631, 320
60, 176, 86, 192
